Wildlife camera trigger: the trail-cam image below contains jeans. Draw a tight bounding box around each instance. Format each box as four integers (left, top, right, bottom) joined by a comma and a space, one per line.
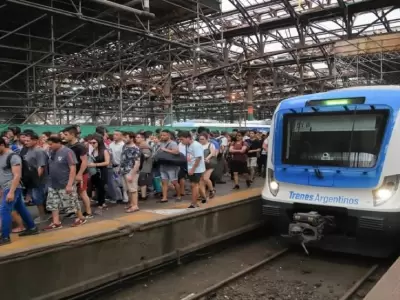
1, 188, 35, 239
106, 168, 122, 201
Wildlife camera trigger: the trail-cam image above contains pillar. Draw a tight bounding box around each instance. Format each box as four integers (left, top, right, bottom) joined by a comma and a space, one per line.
246, 72, 254, 121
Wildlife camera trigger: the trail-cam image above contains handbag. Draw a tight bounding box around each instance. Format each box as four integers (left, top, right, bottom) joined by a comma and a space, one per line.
153, 142, 186, 167
153, 150, 186, 167
204, 144, 218, 169
87, 155, 97, 176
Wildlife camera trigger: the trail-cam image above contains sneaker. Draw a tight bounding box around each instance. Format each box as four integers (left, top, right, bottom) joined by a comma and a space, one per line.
0, 237, 11, 246
44, 223, 63, 231
83, 212, 94, 219
209, 190, 216, 199
34, 216, 51, 224
64, 212, 76, 219
19, 227, 39, 237
71, 219, 87, 227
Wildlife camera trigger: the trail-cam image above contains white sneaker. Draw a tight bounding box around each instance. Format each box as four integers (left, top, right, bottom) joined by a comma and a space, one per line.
34, 216, 51, 224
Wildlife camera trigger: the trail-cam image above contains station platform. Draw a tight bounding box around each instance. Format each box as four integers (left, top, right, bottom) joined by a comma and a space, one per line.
0, 179, 264, 300
365, 256, 400, 300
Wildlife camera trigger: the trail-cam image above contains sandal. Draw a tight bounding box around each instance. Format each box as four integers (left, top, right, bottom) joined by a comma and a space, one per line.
12, 227, 26, 234
157, 199, 168, 203
126, 207, 140, 213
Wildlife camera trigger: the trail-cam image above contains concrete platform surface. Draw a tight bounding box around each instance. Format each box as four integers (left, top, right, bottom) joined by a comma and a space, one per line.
0, 179, 264, 300
364, 257, 400, 300
0, 179, 263, 259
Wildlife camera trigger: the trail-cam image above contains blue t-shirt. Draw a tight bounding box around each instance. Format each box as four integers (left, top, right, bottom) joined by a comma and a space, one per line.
186, 141, 205, 174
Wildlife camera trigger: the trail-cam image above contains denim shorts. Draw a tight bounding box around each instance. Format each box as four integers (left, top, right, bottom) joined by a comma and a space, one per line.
160, 166, 179, 182
30, 185, 47, 205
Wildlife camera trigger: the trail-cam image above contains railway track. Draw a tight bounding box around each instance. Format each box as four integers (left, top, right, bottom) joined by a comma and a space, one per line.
71, 231, 389, 300
181, 248, 387, 300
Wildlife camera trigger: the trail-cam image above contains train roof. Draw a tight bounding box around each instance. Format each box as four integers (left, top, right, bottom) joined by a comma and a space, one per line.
279, 85, 400, 110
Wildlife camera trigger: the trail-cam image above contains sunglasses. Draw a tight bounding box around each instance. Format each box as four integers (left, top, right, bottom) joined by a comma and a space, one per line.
90, 142, 97, 145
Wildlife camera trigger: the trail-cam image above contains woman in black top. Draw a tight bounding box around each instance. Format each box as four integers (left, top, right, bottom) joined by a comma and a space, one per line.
87, 135, 110, 211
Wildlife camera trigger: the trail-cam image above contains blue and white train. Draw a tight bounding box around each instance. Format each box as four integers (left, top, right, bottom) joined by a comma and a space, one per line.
167, 119, 271, 132
262, 86, 400, 257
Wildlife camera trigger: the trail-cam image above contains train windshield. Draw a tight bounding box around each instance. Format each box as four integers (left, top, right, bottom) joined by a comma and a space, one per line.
282, 110, 389, 168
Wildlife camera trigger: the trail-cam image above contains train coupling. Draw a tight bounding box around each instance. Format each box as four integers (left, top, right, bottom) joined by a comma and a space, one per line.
284, 212, 328, 255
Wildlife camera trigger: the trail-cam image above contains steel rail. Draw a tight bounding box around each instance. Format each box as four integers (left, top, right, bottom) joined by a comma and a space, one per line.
182, 248, 289, 300
339, 264, 380, 300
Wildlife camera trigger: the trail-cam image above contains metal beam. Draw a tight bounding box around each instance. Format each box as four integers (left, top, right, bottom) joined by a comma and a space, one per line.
87, 0, 154, 19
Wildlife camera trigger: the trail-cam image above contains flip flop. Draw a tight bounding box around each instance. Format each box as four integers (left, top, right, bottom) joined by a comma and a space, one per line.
12, 228, 26, 234
125, 208, 140, 213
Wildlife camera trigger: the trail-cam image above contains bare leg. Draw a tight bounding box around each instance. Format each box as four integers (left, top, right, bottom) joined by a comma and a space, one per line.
130, 192, 139, 209
51, 211, 61, 224
179, 178, 186, 195
203, 169, 214, 192
172, 180, 181, 199
191, 182, 199, 206
79, 190, 92, 215
140, 185, 147, 198
234, 172, 239, 186
161, 180, 169, 201
12, 211, 25, 231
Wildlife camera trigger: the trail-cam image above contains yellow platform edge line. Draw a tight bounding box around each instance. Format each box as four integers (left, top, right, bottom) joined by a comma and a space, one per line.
0, 187, 262, 256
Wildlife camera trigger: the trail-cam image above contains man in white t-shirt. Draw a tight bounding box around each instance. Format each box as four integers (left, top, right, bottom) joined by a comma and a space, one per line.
178, 131, 208, 208
109, 130, 125, 166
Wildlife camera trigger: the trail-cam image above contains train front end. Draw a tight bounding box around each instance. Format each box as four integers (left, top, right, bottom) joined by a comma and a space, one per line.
261, 88, 400, 257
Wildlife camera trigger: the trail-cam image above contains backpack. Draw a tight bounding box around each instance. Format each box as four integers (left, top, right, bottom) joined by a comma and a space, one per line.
5, 152, 19, 170
19, 148, 41, 189
210, 138, 221, 151
139, 152, 145, 171
139, 146, 152, 171
5, 151, 40, 188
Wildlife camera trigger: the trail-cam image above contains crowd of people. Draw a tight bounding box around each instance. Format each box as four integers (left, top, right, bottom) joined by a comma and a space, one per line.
0, 125, 269, 245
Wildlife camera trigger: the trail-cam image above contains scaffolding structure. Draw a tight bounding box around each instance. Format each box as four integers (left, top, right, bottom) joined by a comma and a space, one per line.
0, 0, 399, 125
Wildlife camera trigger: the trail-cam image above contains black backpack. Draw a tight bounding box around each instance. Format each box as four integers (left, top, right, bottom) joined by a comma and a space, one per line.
139, 152, 145, 171
4, 152, 39, 188
18, 148, 40, 189
5, 152, 19, 170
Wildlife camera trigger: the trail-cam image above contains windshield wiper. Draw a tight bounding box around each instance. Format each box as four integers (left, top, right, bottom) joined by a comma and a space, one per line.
314, 167, 324, 179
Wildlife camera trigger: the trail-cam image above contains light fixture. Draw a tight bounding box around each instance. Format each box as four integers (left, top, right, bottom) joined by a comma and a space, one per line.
267, 168, 279, 197
372, 175, 400, 206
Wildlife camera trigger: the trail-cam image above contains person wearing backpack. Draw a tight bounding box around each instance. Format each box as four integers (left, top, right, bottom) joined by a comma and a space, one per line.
0, 137, 38, 246
135, 133, 152, 201
22, 132, 50, 224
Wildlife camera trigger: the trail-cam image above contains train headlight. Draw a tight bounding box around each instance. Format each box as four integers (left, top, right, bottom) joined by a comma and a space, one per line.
372, 175, 400, 206
268, 168, 279, 196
